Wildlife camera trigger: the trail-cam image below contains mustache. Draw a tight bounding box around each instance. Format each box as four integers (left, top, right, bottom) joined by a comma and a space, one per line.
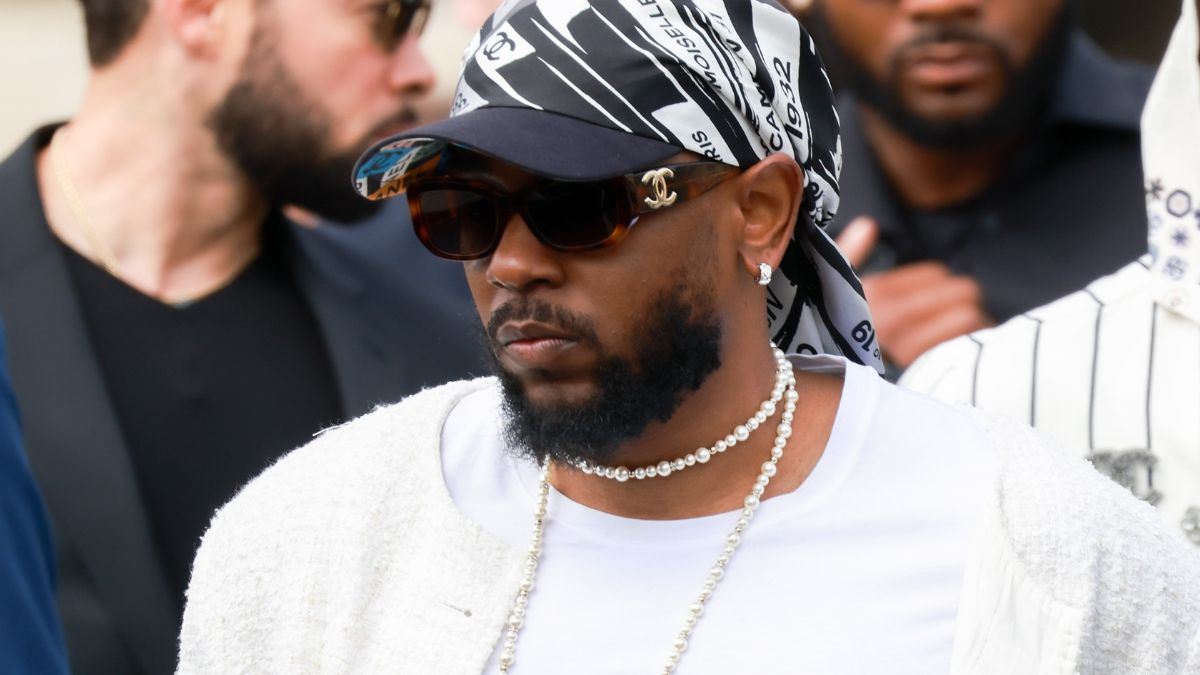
486, 299, 601, 348
895, 24, 1007, 56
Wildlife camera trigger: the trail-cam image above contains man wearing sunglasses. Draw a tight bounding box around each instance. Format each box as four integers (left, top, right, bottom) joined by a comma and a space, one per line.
180, 1, 1200, 673
0, 0, 480, 673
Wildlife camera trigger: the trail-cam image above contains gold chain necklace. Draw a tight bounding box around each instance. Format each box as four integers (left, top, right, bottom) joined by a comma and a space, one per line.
49, 127, 123, 276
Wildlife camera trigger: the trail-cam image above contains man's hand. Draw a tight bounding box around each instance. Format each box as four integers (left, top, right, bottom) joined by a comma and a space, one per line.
836, 217, 993, 368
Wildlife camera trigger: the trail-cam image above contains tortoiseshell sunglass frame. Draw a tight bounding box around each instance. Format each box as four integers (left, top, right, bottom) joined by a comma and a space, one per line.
405, 161, 741, 261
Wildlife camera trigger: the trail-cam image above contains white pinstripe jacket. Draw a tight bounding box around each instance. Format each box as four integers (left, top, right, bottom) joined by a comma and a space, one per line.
903, 258, 1200, 545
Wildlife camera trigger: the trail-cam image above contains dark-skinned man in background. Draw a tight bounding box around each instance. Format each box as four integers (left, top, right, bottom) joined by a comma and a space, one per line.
792, 0, 1152, 371
0, 0, 480, 673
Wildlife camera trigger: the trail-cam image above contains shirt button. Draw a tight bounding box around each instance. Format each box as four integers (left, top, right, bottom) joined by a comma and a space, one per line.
1165, 288, 1190, 310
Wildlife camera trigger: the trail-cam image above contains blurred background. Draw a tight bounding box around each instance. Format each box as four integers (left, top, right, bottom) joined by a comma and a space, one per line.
0, 0, 1183, 158
0, 0, 489, 157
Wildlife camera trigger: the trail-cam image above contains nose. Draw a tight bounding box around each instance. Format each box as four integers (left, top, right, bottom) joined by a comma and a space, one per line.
389, 34, 436, 97
484, 212, 566, 292
899, 0, 982, 21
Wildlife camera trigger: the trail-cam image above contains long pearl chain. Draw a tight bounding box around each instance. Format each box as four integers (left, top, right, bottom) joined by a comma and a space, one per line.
571, 347, 792, 481
498, 351, 798, 674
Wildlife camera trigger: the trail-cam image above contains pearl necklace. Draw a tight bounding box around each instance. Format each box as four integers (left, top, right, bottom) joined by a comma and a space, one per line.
498, 356, 798, 674
573, 345, 792, 481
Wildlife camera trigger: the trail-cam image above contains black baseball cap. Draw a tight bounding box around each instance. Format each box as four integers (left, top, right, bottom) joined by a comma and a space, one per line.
353, 107, 681, 201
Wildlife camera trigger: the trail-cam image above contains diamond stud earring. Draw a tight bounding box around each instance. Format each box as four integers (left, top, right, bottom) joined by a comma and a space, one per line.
757, 263, 773, 286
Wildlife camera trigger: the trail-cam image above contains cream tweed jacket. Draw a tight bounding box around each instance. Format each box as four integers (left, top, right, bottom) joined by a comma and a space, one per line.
178, 379, 1200, 674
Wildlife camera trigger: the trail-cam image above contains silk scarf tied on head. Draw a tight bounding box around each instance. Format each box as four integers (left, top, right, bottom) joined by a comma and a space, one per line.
373, 0, 886, 373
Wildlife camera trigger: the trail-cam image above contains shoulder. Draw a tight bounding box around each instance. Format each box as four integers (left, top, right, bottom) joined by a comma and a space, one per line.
288, 217, 472, 321
293, 206, 474, 311
978, 411, 1171, 566
902, 260, 1152, 401
1057, 33, 1155, 132
0, 127, 43, 184
0, 128, 59, 275
976, 413, 1200, 664
192, 377, 491, 554
285, 217, 486, 384
870, 369, 992, 444
842, 362, 999, 485
179, 378, 495, 670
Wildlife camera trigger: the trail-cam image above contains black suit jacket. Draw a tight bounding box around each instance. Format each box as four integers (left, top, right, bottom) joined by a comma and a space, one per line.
0, 127, 484, 675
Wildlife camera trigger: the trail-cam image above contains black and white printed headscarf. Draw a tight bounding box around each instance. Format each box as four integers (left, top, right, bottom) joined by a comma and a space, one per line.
356, 0, 885, 375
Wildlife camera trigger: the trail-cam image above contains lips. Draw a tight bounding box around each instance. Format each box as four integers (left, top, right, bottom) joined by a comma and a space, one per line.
902, 41, 995, 89
496, 321, 575, 346
495, 321, 580, 371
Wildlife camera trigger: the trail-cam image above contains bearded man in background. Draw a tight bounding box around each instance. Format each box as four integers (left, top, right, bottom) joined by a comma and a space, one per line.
0, 0, 480, 672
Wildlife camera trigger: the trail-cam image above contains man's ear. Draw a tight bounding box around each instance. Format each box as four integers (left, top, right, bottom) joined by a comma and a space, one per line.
159, 0, 229, 59
734, 153, 804, 283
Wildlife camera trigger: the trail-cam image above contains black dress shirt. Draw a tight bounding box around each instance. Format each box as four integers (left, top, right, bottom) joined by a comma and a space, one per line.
831, 34, 1155, 322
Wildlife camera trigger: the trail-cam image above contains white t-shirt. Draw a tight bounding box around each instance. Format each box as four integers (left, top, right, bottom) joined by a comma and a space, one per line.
442, 355, 996, 674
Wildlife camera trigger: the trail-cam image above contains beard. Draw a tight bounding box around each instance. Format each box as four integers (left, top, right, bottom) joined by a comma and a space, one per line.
488, 282, 724, 467
808, 4, 1073, 149
207, 20, 415, 223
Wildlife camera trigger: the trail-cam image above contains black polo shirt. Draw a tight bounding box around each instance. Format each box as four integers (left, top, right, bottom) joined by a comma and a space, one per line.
831, 34, 1154, 322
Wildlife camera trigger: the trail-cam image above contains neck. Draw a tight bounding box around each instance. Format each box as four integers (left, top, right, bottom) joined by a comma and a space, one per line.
35, 74, 266, 304
859, 106, 1022, 210
549, 340, 843, 521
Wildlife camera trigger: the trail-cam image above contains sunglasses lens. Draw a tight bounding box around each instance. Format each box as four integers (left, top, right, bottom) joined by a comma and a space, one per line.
375, 0, 427, 51
411, 189, 500, 259
527, 182, 628, 249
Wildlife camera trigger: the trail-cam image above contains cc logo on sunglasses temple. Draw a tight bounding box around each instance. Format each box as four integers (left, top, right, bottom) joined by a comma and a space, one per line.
642, 167, 678, 210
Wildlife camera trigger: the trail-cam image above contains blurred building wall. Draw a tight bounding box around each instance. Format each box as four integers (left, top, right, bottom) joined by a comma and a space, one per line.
0, 0, 479, 159
0, 0, 1184, 161
0, 0, 88, 158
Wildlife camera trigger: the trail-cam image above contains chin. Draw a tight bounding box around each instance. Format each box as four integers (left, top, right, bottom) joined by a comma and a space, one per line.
516, 376, 598, 409
900, 80, 1007, 125
903, 91, 989, 119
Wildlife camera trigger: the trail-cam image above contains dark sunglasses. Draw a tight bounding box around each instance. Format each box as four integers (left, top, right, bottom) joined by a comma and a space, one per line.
406, 161, 740, 261
370, 0, 430, 52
